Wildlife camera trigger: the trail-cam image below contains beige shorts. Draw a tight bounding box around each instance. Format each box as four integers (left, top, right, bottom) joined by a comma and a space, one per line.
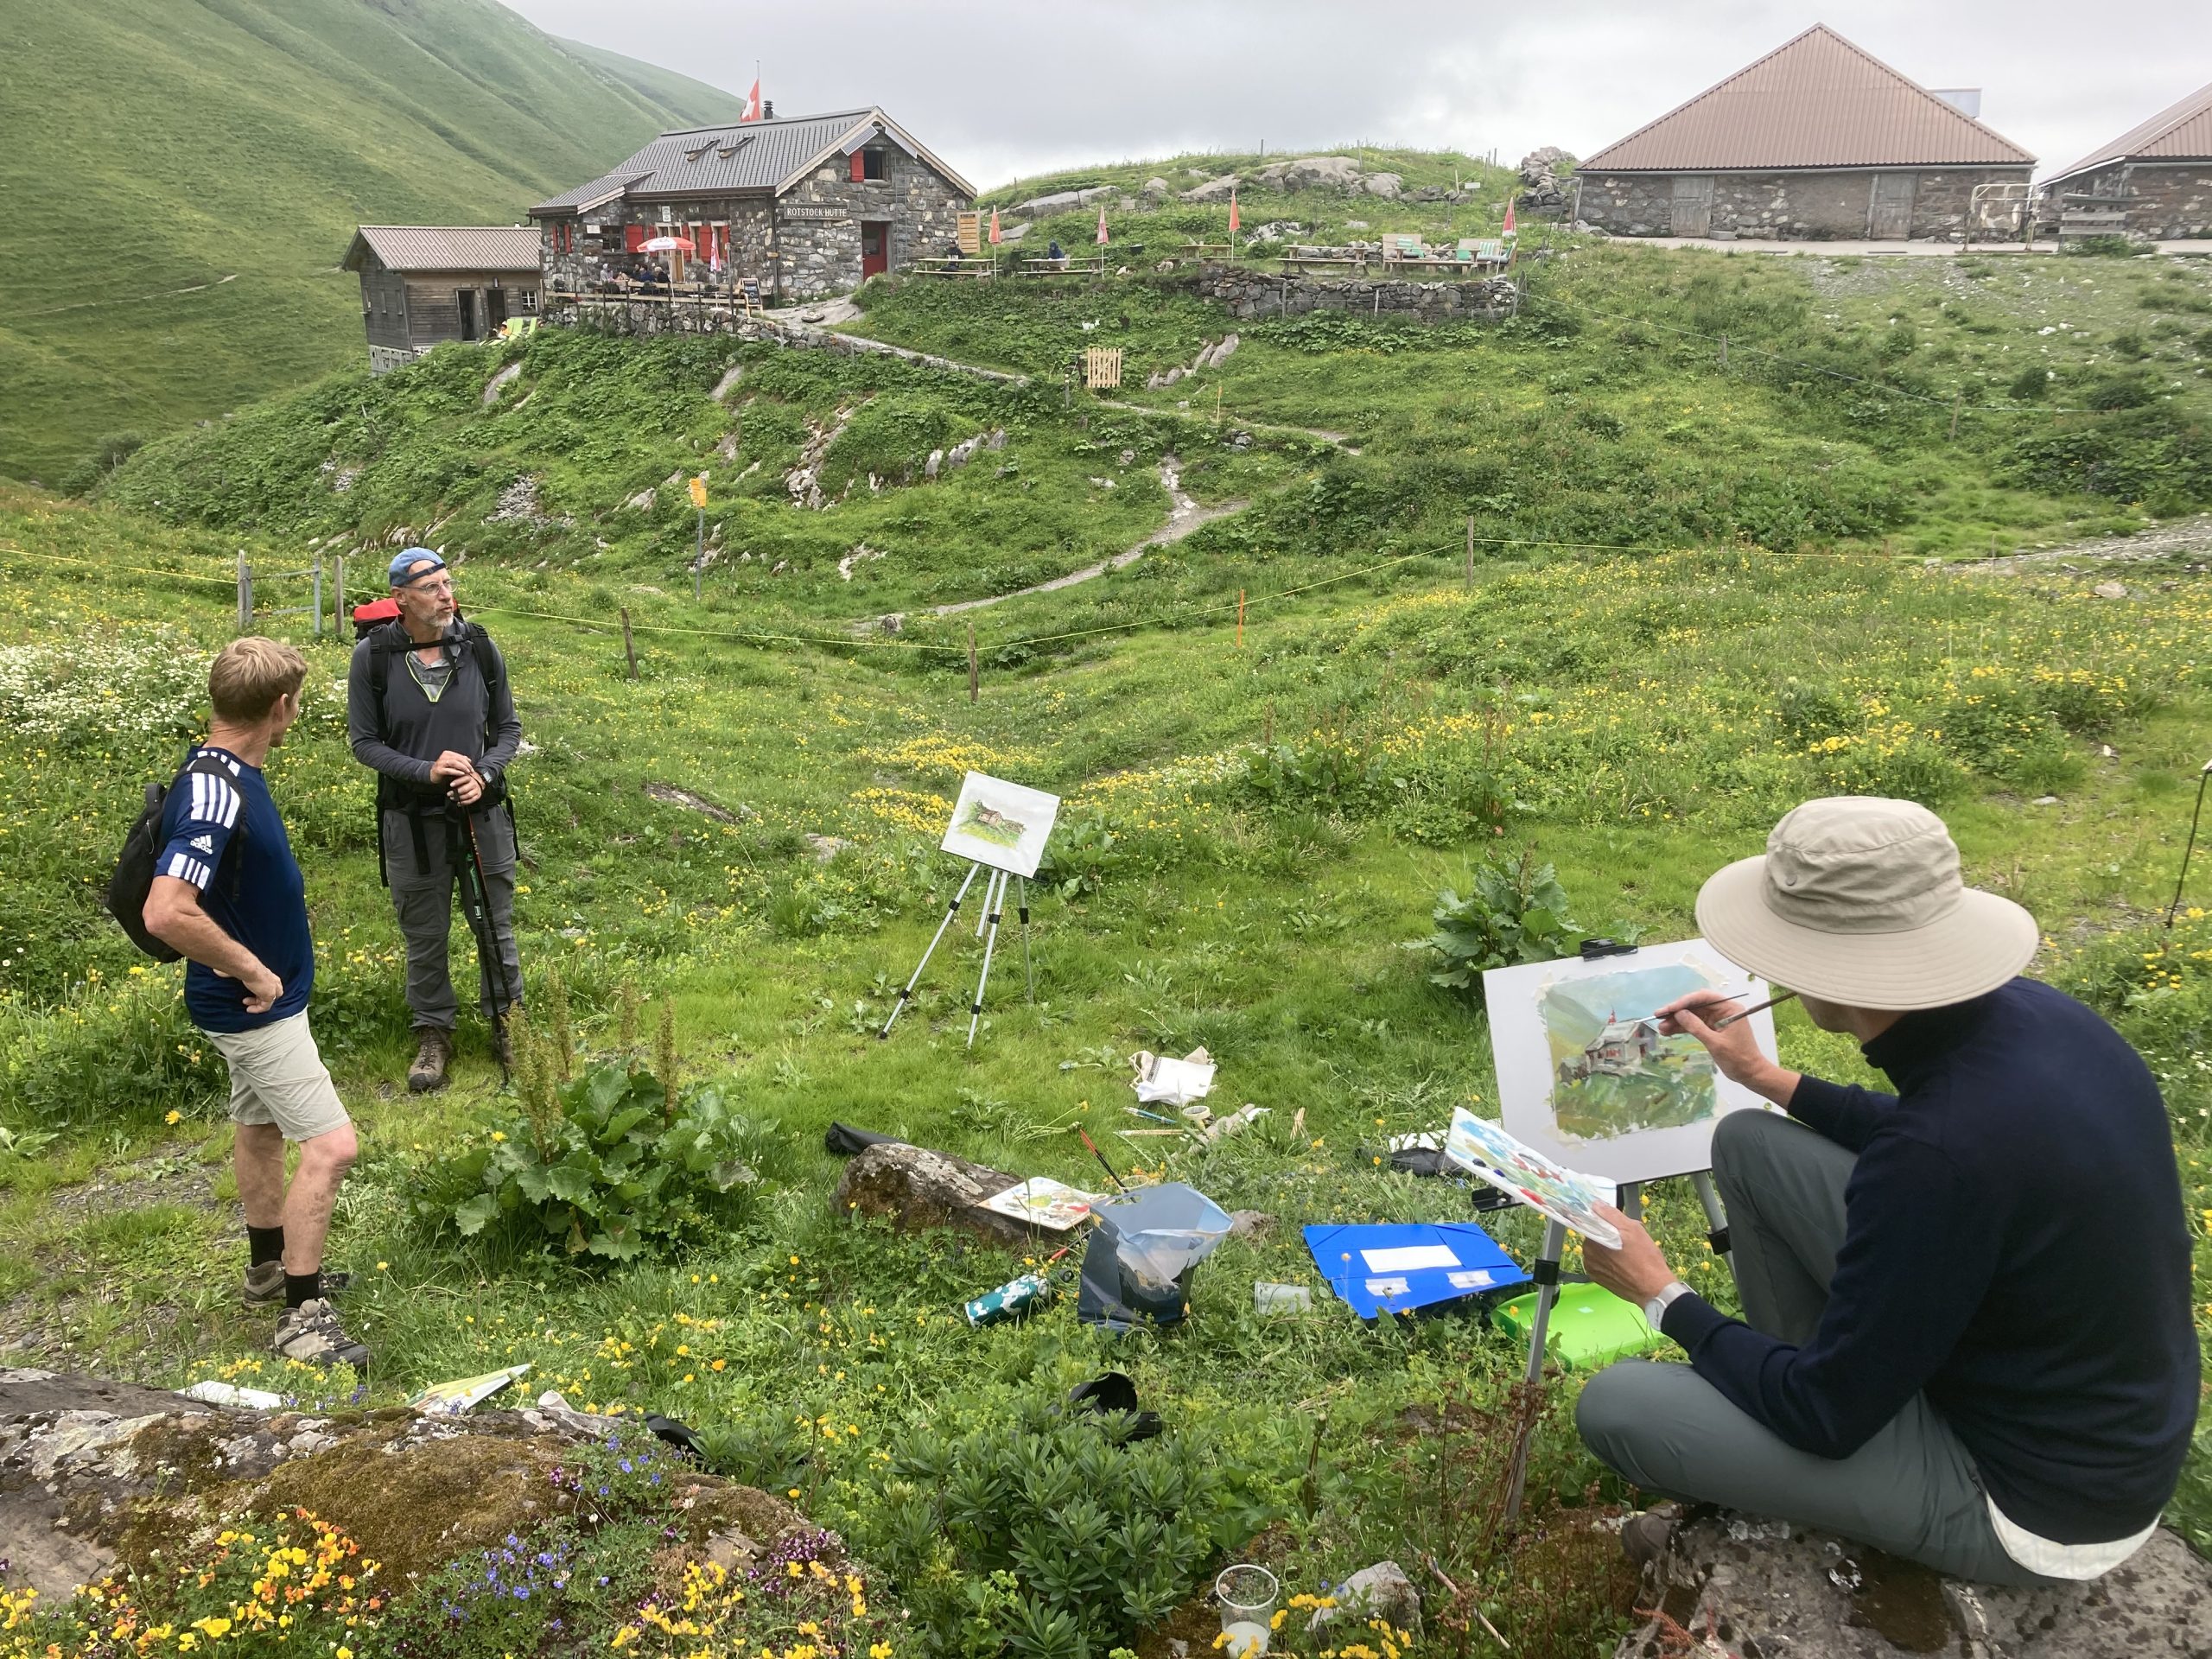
202, 1011, 352, 1142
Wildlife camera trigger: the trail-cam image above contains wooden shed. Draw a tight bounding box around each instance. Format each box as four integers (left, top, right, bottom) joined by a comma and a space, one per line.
1575, 26, 2035, 242
341, 226, 544, 373
2041, 79, 2212, 241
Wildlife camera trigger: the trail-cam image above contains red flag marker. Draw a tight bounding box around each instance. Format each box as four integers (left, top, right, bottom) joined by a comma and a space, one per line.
1502, 200, 1517, 237
988, 207, 1001, 245
1096, 204, 1109, 246
1228, 187, 1240, 235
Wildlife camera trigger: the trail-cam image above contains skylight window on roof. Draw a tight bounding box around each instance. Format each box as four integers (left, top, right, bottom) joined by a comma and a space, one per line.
716, 134, 754, 160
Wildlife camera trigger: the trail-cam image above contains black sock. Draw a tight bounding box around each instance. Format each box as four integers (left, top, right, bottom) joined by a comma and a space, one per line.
283, 1270, 322, 1310
248, 1225, 286, 1268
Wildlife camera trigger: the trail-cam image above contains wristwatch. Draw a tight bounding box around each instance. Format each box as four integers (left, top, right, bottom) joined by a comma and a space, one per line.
1643, 1281, 1691, 1330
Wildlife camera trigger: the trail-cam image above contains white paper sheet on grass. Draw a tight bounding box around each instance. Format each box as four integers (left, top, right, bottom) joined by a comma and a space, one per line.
1362, 1243, 1462, 1272
941, 771, 1061, 878
1481, 938, 1783, 1185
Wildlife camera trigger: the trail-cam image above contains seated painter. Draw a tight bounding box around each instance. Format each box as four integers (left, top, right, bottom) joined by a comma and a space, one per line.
1577, 796, 2198, 1586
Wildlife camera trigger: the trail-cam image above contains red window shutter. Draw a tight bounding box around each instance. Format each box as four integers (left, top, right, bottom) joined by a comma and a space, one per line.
625, 224, 646, 253
849, 151, 866, 182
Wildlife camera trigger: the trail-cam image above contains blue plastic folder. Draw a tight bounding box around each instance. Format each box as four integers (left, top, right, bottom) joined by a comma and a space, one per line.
1302, 1222, 1530, 1319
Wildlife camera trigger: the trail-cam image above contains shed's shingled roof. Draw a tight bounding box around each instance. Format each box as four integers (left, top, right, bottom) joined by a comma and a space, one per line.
527, 107, 973, 216
1580, 25, 2034, 173
342, 226, 543, 273
2046, 78, 2212, 187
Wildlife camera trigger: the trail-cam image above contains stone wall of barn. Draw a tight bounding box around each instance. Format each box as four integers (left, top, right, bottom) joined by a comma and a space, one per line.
1577, 168, 2034, 239
2045, 162, 2212, 239
1196, 265, 1516, 322
536, 150, 970, 303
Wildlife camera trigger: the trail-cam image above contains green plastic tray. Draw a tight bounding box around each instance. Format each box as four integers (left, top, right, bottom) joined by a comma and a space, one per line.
1491, 1282, 1666, 1370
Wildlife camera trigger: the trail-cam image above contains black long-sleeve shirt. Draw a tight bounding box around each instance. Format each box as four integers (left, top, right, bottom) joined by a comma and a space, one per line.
1662, 977, 2198, 1544
346, 623, 522, 804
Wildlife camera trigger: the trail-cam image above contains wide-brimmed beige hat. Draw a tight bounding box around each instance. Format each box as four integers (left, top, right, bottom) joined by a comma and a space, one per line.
1695, 797, 2037, 1010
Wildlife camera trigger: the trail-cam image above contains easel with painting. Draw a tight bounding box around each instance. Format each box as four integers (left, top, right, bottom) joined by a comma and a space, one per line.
879, 772, 1061, 1049
1453, 938, 1784, 1522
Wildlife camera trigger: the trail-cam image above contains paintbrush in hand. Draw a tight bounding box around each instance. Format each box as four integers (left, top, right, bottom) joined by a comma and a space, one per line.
1710, 989, 1798, 1031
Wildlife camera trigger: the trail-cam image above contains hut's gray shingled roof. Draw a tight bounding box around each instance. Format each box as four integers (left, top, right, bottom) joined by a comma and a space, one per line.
342, 226, 543, 272
527, 107, 972, 215
2046, 78, 2212, 187
1581, 25, 2034, 173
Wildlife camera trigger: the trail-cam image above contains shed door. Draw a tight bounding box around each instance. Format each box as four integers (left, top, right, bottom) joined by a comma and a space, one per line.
1870, 173, 1916, 238
458, 289, 479, 340
1671, 175, 1714, 238
861, 221, 889, 278
486, 288, 508, 331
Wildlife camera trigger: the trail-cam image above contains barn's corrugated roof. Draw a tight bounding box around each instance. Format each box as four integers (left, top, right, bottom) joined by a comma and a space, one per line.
1581, 25, 2034, 173
342, 226, 543, 273
2045, 78, 2212, 187
527, 107, 973, 216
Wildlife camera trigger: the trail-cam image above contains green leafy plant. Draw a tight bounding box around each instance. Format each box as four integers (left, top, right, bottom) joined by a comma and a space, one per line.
441, 1024, 788, 1260
866, 1409, 1264, 1659
1414, 851, 1634, 1007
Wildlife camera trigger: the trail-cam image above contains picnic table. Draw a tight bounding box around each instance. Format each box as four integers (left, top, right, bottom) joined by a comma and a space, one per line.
909, 257, 995, 280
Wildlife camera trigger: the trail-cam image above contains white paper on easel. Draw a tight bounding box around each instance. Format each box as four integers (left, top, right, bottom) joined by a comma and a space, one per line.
1482, 938, 1783, 1185
942, 772, 1060, 878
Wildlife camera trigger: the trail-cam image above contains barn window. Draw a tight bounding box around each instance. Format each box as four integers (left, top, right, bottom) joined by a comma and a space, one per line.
518, 289, 539, 312
862, 146, 887, 181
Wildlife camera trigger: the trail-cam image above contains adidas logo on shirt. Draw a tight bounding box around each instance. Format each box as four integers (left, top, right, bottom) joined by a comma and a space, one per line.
191, 834, 215, 854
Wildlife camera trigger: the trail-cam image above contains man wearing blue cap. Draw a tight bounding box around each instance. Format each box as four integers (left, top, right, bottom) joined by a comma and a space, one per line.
346, 550, 524, 1091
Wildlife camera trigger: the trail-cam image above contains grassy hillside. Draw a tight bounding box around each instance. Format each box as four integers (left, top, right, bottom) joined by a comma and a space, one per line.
0, 0, 743, 488
3, 245, 2210, 1646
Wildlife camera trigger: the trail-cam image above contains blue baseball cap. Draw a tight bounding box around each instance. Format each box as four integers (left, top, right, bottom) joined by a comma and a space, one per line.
388, 548, 447, 588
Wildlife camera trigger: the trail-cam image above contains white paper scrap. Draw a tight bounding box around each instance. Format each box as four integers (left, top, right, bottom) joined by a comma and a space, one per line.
1446, 1269, 1498, 1290
1361, 1243, 1461, 1273
1364, 1277, 1411, 1298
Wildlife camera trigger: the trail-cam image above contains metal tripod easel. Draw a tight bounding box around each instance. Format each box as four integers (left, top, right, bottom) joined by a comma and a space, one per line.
1499, 1171, 1737, 1526
878, 860, 1034, 1048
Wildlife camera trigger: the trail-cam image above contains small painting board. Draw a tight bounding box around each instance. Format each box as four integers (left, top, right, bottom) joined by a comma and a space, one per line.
1482, 938, 1782, 1185
941, 771, 1060, 878
975, 1176, 1099, 1232
1443, 1109, 1623, 1248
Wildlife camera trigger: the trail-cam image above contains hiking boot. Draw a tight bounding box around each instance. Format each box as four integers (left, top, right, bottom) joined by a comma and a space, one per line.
270, 1298, 371, 1371
242, 1263, 352, 1306
1620, 1504, 1681, 1568
407, 1027, 453, 1093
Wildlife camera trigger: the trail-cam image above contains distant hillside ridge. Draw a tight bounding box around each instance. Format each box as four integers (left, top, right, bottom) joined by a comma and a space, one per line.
0, 0, 744, 486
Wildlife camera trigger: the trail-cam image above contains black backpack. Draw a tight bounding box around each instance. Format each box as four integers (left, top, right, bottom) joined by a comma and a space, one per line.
105, 753, 247, 962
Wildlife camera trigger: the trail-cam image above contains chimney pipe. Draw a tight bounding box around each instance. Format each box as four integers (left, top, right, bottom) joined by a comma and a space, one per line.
762, 99, 774, 120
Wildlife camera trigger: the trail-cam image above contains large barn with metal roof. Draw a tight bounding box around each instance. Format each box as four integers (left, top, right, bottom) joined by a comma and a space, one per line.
1573, 26, 2036, 242
2040, 79, 2212, 242
528, 106, 973, 303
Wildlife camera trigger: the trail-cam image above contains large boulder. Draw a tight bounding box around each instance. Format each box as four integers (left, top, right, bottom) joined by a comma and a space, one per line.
1180, 174, 1240, 203
1620, 1512, 2212, 1659
1518, 147, 1574, 211
1009, 184, 1116, 220
0, 1368, 816, 1602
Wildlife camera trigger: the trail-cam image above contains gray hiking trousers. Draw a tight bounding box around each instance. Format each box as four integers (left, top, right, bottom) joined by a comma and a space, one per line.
1575, 1109, 2051, 1586
382, 803, 521, 1033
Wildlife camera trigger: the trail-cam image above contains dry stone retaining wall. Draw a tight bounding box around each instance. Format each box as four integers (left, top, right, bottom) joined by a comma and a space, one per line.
1195, 264, 1516, 323
2047, 161, 2212, 239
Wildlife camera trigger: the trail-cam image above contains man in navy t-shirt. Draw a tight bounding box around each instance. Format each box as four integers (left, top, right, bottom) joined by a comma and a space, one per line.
143, 638, 369, 1371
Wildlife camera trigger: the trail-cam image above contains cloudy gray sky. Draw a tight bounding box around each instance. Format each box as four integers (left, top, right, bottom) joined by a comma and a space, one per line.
506, 0, 2210, 190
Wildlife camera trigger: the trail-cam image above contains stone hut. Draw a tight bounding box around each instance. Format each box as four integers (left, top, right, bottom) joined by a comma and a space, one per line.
2039, 79, 2212, 240
528, 107, 973, 304
340, 226, 543, 374
1575, 25, 2035, 241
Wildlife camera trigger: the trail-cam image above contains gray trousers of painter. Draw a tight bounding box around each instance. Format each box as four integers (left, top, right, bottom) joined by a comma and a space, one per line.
1575, 1109, 2050, 1586
382, 804, 521, 1033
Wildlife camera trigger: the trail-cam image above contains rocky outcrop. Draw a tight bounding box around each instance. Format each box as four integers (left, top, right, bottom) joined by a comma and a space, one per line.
1008, 184, 1116, 220
0, 1367, 815, 1601
1620, 1512, 2212, 1659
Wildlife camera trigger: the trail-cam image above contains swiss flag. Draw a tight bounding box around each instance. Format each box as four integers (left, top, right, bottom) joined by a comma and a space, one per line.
988, 207, 1001, 245
1096, 204, 1109, 245
1228, 188, 1239, 234
741, 79, 763, 123
1502, 201, 1517, 238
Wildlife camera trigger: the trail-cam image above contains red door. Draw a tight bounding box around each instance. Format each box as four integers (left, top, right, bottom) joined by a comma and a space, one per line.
861, 222, 888, 279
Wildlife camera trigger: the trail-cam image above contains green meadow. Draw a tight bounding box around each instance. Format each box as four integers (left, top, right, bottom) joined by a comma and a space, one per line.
1, 234, 2209, 1653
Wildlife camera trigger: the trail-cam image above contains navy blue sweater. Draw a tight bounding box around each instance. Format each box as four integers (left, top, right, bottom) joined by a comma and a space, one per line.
1662, 977, 2198, 1543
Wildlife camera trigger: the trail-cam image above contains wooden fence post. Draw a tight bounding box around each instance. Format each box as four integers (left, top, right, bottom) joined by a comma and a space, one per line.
1719, 333, 1728, 370
621, 607, 639, 680
1236, 588, 1245, 647
1948, 391, 1963, 441
334, 556, 345, 638
1465, 516, 1475, 588
235, 551, 251, 634
311, 553, 323, 639
967, 622, 980, 703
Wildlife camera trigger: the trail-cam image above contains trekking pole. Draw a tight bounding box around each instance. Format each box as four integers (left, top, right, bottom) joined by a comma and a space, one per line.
2166, 759, 2212, 928
459, 806, 522, 1066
